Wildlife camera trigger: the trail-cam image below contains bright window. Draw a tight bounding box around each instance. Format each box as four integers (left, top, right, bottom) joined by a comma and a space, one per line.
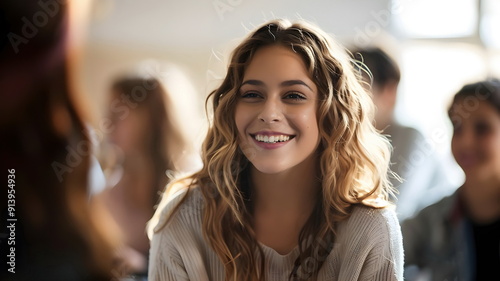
481, 0, 500, 49
393, 0, 477, 38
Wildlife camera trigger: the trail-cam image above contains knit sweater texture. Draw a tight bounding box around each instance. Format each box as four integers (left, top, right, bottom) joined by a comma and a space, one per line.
149, 188, 404, 281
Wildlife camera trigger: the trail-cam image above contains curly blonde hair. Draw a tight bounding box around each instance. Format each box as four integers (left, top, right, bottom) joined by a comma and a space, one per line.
152, 19, 394, 281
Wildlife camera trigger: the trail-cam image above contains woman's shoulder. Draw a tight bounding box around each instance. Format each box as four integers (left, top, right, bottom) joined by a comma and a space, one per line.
327, 205, 403, 280
334, 205, 403, 275
150, 181, 204, 234
148, 183, 209, 278
337, 205, 401, 242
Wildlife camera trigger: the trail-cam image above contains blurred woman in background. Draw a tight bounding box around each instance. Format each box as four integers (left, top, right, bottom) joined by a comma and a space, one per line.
98, 75, 198, 278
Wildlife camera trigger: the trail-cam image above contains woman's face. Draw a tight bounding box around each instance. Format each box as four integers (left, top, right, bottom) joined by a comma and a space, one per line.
450, 99, 500, 182
234, 45, 320, 175
109, 94, 150, 153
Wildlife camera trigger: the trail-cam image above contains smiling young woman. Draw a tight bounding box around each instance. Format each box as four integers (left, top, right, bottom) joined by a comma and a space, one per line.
148, 19, 403, 281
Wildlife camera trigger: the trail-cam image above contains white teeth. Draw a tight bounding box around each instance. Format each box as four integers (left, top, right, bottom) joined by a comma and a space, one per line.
254, 134, 291, 143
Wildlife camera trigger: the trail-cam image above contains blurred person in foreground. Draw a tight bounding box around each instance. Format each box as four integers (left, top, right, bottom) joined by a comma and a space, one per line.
402, 79, 500, 281
0, 1, 120, 280
353, 47, 455, 221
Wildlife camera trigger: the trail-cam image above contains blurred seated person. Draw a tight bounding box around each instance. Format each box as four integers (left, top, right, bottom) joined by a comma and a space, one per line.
97, 75, 199, 278
353, 47, 455, 220
402, 79, 500, 281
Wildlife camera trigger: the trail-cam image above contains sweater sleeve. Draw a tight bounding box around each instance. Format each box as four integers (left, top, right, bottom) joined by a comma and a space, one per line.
148, 222, 190, 281
358, 208, 404, 281
148, 188, 212, 281
148, 190, 192, 281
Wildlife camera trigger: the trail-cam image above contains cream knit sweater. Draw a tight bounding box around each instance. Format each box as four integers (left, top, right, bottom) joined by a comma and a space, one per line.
149, 188, 404, 281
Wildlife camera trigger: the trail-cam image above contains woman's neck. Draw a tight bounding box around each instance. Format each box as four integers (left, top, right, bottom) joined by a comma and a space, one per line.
461, 178, 500, 224
250, 155, 321, 254
251, 156, 320, 215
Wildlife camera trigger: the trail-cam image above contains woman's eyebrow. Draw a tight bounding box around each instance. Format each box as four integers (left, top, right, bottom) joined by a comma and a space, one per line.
241, 80, 264, 86
241, 79, 312, 90
280, 80, 312, 90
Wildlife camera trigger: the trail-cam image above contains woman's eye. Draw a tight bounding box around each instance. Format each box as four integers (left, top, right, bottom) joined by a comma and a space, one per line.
241, 92, 261, 99
284, 92, 306, 101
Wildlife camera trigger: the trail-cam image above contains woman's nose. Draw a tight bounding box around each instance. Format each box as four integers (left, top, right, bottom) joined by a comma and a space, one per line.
258, 98, 283, 123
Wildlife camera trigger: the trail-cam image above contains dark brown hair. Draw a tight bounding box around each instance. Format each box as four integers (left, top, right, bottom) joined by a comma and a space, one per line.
449, 79, 500, 113
0, 1, 117, 280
